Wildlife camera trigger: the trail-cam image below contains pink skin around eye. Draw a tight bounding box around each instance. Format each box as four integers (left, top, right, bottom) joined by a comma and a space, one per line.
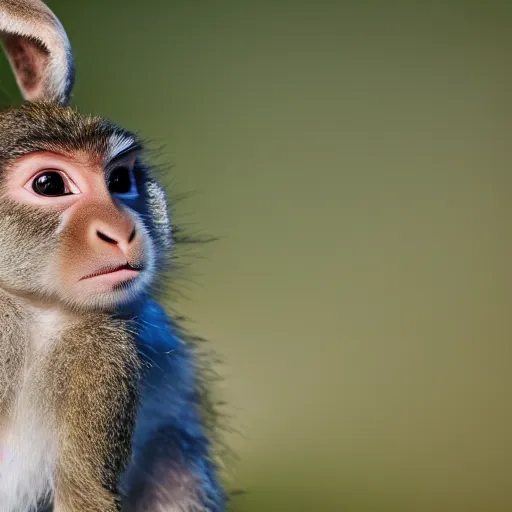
6, 152, 93, 207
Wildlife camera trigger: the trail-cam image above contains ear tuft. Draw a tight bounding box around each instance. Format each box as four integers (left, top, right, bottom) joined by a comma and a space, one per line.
0, 0, 75, 104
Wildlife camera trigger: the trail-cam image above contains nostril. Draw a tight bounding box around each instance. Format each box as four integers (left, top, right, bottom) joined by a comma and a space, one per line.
128, 227, 136, 243
97, 230, 117, 245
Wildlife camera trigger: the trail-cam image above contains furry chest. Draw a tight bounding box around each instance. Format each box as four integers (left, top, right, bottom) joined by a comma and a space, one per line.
0, 353, 58, 512
0, 388, 57, 512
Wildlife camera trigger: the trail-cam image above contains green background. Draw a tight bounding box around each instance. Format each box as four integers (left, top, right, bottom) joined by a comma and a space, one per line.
2, 1, 512, 510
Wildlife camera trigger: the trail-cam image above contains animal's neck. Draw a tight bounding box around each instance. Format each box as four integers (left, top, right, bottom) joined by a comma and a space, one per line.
0, 288, 141, 334
0, 287, 144, 376
0, 290, 75, 354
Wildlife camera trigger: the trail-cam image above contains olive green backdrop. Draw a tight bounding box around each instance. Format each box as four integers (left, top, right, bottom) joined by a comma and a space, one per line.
1, 1, 511, 510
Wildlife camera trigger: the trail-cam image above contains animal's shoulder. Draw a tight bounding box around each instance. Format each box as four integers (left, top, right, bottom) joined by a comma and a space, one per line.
133, 299, 198, 429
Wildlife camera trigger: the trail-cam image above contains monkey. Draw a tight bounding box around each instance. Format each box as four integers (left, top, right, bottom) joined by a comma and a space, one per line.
0, 1, 226, 511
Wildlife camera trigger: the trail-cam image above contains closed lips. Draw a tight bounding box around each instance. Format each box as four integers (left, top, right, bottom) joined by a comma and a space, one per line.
81, 263, 143, 280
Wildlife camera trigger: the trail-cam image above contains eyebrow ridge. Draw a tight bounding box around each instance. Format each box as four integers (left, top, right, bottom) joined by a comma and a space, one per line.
107, 142, 143, 166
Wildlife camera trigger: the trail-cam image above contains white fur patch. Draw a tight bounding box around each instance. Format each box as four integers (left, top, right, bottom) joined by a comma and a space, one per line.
144, 181, 172, 251
106, 133, 137, 163
0, 308, 67, 512
0, 375, 58, 512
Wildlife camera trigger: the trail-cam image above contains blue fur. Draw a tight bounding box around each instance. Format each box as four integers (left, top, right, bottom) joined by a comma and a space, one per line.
119, 298, 226, 511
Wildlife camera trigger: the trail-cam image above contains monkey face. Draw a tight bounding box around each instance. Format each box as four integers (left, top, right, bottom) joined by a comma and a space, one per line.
0, 0, 175, 313
0, 132, 164, 312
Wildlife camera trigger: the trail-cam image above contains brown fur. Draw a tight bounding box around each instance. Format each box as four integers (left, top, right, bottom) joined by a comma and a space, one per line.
0, 103, 134, 166
47, 316, 140, 511
0, 293, 25, 424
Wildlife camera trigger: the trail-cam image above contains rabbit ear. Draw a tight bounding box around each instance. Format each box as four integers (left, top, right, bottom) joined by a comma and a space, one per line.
0, 0, 75, 104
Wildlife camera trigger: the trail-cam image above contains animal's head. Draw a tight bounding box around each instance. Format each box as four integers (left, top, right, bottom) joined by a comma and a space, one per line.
0, 0, 172, 312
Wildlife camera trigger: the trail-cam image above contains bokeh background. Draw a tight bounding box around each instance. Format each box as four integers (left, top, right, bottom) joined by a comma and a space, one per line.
1, 1, 511, 510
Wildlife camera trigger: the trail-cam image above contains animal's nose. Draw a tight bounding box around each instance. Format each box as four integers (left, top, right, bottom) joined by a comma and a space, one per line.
90, 219, 137, 257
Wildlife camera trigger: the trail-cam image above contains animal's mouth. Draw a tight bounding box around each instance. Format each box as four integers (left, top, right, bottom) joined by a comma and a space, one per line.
81, 263, 144, 280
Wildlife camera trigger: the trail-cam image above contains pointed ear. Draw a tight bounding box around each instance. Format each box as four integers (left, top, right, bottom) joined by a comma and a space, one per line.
0, 0, 75, 104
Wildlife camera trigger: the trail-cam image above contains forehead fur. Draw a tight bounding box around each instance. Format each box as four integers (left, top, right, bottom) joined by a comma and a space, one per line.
0, 102, 138, 167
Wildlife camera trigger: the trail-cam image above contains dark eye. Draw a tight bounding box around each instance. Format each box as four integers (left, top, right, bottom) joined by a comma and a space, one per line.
108, 167, 134, 195
32, 171, 70, 196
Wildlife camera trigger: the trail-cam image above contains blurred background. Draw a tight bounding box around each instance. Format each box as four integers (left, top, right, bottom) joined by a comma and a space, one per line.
1, 1, 511, 510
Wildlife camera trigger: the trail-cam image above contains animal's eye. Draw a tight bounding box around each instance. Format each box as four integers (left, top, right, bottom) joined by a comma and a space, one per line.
108, 166, 135, 195
32, 171, 71, 197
